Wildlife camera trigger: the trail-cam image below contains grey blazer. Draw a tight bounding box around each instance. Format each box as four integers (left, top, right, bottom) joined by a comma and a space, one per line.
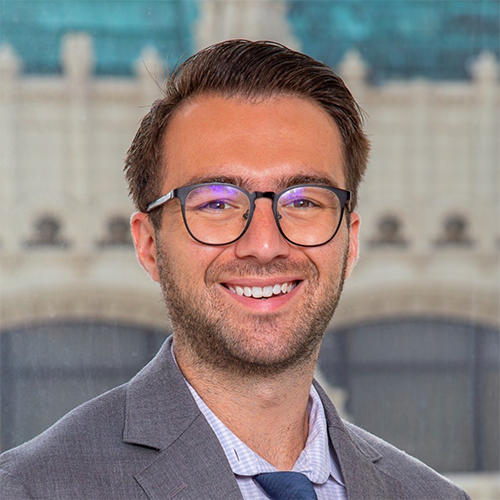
0, 337, 470, 499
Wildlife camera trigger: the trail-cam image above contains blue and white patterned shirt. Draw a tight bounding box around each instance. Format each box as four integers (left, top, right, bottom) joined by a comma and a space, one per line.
181, 369, 347, 500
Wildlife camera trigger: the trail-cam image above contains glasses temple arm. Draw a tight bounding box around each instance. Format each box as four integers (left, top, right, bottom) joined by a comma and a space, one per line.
146, 191, 175, 213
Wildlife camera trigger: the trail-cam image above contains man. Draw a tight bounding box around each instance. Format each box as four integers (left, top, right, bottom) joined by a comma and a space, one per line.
0, 40, 469, 500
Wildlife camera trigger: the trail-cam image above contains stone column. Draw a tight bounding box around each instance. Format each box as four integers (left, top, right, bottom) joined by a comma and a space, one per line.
0, 44, 22, 252
410, 79, 431, 253
62, 33, 94, 252
338, 49, 368, 104
195, 0, 300, 51
470, 52, 499, 250
134, 46, 165, 106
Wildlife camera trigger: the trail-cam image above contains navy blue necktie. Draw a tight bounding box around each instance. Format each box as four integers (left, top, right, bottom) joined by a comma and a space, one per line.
254, 472, 318, 500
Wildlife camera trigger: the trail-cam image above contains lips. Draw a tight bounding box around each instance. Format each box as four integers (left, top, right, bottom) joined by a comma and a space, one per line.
223, 281, 299, 299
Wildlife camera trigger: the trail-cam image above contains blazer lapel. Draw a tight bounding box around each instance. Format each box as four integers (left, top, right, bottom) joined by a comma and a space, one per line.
328, 425, 405, 500
123, 337, 243, 500
134, 415, 243, 500
314, 381, 406, 500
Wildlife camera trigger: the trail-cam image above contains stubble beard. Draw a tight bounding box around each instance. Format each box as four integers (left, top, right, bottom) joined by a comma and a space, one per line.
156, 244, 348, 378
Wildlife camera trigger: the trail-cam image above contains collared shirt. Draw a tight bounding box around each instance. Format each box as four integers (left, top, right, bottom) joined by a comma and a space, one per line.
184, 377, 347, 500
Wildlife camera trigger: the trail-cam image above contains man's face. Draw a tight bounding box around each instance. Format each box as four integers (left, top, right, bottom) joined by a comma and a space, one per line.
132, 95, 360, 376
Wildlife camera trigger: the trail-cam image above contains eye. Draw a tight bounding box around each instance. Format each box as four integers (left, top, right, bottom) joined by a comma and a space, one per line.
203, 200, 230, 211
286, 198, 319, 209
195, 199, 241, 213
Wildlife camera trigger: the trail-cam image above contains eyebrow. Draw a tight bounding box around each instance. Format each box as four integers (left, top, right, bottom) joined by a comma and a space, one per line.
179, 172, 342, 192
277, 174, 341, 190
180, 175, 248, 188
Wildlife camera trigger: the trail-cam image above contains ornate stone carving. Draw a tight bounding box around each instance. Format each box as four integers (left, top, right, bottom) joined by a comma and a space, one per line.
25, 215, 69, 248
470, 51, 499, 85
0, 43, 22, 79
369, 215, 408, 248
62, 33, 94, 80
195, 0, 300, 50
436, 215, 473, 247
98, 216, 133, 247
339, 49, 368, 86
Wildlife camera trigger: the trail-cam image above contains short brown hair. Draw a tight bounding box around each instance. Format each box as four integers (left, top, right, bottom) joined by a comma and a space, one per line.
124, 39, 370, 225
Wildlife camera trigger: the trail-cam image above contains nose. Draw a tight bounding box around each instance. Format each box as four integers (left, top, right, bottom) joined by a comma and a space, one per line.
234, 199, 291, 263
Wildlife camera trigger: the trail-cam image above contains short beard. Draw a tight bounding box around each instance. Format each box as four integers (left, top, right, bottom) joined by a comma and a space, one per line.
156, 243, 348, 378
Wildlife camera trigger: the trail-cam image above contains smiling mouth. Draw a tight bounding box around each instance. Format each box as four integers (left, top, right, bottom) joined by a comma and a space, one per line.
222, 281, 300, 299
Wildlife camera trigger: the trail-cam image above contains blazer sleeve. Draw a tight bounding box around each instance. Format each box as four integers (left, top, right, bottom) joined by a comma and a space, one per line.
0, 469, 34, 499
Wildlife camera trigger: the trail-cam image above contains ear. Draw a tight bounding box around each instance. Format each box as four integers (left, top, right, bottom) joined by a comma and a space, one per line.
130, 211, 160, 283
345, 212, 360, 279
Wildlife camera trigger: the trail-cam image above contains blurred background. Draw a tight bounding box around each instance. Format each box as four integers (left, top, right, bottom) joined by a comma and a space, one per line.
0, 1, 498, 497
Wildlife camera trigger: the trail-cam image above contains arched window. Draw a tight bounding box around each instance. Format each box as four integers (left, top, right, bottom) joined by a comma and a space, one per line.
24, 215, 69, 248
0, 322, 169, 452
369, 215, 408, 248
97, 216, 133, 247
318, 318, 499, 473
436, 215, 473, 247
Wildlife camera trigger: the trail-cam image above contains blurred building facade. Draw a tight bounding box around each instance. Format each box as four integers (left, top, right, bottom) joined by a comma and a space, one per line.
1, 1, 499, 498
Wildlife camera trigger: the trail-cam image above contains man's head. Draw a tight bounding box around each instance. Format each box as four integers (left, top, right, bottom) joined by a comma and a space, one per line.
127, 40, 369, 377
125, 39, 370, 228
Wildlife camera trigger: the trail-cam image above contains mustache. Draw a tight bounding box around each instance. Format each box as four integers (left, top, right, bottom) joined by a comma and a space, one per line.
205, 259, 319, 283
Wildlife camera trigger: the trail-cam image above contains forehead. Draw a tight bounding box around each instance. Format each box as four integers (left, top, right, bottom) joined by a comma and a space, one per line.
161, 94, 345, 191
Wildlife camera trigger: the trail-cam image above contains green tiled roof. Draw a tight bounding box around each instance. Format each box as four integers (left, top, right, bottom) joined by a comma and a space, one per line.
288, 0, 499, 83
0, 0, 198, 75
0, 0, 498, 81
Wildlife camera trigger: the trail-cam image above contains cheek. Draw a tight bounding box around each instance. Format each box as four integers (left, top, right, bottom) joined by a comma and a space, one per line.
301, 241, 350, 287
166, 237, 228, 287
161, 210, 187, 243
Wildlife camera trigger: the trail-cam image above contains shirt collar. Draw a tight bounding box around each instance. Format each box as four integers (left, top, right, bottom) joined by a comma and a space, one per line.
171, 342, 344, 486
185, 375, 344, 486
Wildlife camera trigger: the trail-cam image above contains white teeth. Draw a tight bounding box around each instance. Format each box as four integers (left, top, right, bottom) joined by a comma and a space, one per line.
227, 281, 298, 299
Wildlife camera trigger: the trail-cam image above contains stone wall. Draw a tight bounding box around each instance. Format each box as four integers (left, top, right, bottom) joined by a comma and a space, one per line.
0, 34, 167, 330
336, 49, 499, 331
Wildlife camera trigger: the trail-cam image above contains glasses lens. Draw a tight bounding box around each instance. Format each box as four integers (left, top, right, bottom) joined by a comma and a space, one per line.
184, 184, 250, 245
277, 186, 343, 246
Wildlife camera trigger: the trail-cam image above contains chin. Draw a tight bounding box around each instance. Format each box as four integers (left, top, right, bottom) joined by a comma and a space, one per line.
215, 329, 320, 376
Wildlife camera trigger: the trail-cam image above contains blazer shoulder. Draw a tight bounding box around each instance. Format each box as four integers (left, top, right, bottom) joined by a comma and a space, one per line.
343, 421, 471, 500
0, 384, 142, 499
0, 468, 35, 499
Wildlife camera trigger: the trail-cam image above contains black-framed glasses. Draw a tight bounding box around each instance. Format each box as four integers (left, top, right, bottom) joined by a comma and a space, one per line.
146, 182, 350, 247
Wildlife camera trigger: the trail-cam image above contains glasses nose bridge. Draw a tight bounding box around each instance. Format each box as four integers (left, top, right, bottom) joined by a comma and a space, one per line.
252, 190, 276, 202
250, 189, 278, 208
246, 190, 280, 227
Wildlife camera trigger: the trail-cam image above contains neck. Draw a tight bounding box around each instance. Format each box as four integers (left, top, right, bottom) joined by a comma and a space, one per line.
174, 340, 319, 470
